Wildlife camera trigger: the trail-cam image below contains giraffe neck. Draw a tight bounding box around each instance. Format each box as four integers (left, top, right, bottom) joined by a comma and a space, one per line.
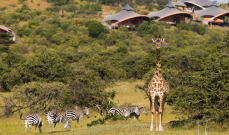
156, 48, 161, 74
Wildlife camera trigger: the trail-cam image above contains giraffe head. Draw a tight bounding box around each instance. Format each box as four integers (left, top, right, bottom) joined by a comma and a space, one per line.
152, 36, 164, 49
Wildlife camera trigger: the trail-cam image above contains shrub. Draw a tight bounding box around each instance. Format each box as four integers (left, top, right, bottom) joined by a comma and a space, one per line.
88, 21, 105, 38
138, 21, 164, 37
148, 3, 156, 11
16, 4, 30, 13
190, 23, 208, 35
13, 82, 71, 112
176, 22, 190, 31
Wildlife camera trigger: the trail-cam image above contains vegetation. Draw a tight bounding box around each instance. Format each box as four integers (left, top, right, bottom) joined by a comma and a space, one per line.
0, 0, 228, 134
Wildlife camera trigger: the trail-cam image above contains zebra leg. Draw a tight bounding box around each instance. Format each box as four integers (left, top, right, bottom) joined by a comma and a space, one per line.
48, 122, 53, 133
76, 119, 79, 127
35, 124, 38, 133
80, 119, 83, 127
59, 118, 62, 132
53, 123, 57, 132
69, 119, 72, 126
136, 115, 141, 122
28, 125, 31, 133
25, 122, 27, 133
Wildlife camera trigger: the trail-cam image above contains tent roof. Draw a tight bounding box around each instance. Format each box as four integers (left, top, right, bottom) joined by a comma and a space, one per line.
210, 1, 220, 7
171, 1, 186, 7
0, 25, 16, 41
165, 2, 176, 8
181, 0, 213, 8
195, 5, 229, 18
0, 25, 11, 32
148, 3, 192, 20
122, 4, 133, 11
104, 4, 149, 22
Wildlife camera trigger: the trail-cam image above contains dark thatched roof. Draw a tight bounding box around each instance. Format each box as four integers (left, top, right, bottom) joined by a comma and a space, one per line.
104, 4, 149, 25
148, 2, 192, 21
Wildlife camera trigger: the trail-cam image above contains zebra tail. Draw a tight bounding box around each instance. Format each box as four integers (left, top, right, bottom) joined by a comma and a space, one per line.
20, 113, 25, 120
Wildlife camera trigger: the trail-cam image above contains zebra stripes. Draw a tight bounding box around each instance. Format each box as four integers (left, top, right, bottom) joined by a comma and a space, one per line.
108, 106, 148, 121
46, 111, 70, 133
108, 106, 140, 117
65, 108, 90, 127
130, 107, 148, 121
20, 113, 43, 133
108, 107, 129, 116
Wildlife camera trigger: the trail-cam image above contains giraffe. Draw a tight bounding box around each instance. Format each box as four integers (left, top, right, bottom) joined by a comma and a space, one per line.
148, 37, 170, 132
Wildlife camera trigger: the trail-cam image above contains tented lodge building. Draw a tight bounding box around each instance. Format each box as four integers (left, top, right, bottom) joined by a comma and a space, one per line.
104, 4, 150, 28
181, 0, 213, 10
148, 2, 193, 24
195, 1, 229, 25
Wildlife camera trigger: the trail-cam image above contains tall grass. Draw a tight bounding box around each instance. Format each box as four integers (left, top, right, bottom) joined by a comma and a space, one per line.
0, 80, 228, 134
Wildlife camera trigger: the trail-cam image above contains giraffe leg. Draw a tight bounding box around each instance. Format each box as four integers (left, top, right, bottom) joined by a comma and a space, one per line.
156, 111, 159, 131
159, 93, 164, 132
159, 112, 163, 131
150, 92, 155, 131
150, 112, 154, 132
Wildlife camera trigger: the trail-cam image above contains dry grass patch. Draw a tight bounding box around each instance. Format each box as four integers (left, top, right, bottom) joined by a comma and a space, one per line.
0, 0, 50, 10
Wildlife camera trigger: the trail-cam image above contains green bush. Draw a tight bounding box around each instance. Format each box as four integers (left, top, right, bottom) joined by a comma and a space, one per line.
13, 82, 71, 112
138, 21, 164, 37
47, 0, 74, 6
88, 21, 105, 38
16, 4, 30, 13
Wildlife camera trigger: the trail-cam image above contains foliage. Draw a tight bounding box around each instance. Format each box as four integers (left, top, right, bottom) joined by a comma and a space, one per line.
13, 82, 71, 112
77, 1, 102, 14
16, 4, 30, 13
0, 33, 14, 53
0, 2, 228, 127
47, 0, 74, 6
147, 3, 157, 11
167, 43, 229, 124
137, 21, 166, 37
87, 114, 128, 127
157, 0, 169, 5
88, 21, 105, 38
176, 23, 208, 35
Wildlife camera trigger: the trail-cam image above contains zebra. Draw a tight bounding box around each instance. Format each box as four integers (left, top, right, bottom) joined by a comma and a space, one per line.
20, 113, 43, 133
46, 111, 70, 133
65, 108, 90, 127
130, 107, 148, 122
108, 106, 140, 117
107, 107, 129, 116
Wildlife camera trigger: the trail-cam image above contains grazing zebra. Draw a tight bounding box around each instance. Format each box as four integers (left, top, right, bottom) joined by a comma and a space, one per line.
20, 113, 42, 133
108, 106, 140, 117
46, 111, 70, 133
65, 108, 90, 127
130, 107, 148, 122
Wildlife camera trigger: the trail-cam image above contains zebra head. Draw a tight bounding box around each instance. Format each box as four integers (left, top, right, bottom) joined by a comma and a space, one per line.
83, 108, 90, 118
63, 116, 70, 131
64, 121, 70, 131
139, 107, 148, 116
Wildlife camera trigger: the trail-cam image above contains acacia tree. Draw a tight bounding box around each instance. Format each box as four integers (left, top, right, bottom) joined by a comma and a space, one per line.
13, 82, 71, 112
